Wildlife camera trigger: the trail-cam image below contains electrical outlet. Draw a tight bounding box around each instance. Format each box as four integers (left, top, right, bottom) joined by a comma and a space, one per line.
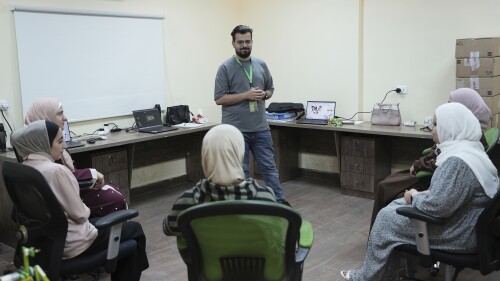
396, 86, 408, 94
0, 100, 8, 111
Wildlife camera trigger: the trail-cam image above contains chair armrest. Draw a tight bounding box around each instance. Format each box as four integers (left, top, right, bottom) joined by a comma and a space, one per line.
78, 179, 95, 189
93, 209, 139, 273
415, 170, 433, 181
396, 206, 444, 267
299, 220, 314, 248
422, 147, 433, 156
396, 207, 445, 225
296, 220, 314, 263
94, 209, 139, 230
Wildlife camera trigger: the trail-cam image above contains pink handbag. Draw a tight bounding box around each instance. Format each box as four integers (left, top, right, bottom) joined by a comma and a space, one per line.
371, 103, 401, 126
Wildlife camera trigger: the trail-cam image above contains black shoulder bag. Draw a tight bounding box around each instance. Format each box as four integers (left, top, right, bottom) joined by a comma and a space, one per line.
166, 105, 191, 125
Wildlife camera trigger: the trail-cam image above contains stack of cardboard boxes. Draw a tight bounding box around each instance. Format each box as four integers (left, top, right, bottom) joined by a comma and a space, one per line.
456, 37, 500, 128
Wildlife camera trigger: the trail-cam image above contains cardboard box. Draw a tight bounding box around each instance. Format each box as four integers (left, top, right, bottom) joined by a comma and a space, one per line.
482, 95, 500, 115
456, 57, 500, 78
456, 38, 500, 58
456, 77, 500, 97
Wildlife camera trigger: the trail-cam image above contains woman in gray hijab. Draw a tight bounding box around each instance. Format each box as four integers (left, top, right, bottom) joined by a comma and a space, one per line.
11, 120, 149, 281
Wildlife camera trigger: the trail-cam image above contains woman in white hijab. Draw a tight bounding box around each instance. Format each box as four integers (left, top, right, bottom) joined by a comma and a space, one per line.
163, 124, 277, 236
341, 103, 499, 281
24, 97, 127, 217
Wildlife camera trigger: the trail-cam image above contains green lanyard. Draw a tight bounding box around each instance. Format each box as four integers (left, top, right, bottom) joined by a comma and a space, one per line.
234, 56, 253, 86
234, 56, 258, 112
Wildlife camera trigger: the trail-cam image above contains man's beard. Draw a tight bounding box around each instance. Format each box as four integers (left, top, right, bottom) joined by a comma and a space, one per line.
236, 48, 252, 58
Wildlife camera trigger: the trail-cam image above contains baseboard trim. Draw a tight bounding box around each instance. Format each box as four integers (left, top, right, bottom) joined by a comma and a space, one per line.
299, 168, 339, 183
130, 175, 187, 198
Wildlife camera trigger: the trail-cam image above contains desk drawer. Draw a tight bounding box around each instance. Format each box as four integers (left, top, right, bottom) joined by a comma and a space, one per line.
106, 169, 129, 188
341, 155, 364, 174
92, 150, 127, 174
341, 137, 376, 157
341, 155, 377, 175
341, 172, 375, 193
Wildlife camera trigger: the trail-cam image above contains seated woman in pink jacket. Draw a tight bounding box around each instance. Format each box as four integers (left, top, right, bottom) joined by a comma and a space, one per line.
24, 97, 126, 217
11, 120, 148, 280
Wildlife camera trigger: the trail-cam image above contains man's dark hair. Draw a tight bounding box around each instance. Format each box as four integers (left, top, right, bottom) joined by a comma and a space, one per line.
231, 25, 253, 41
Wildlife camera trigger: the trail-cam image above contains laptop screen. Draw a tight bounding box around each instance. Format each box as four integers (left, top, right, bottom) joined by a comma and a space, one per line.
305, 101, 336, 120
133, 109, 162, 128
63, 121, 72, 142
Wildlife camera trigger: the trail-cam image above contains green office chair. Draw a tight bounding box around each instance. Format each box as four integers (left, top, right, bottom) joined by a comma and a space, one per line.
484, 127, 499, 154
176, 200, 314, 281
416, 128, 499, 180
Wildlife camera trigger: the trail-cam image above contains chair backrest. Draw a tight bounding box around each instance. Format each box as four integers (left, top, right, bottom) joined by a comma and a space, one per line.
2, 161, 68, 280
12, 145, 23, 163
484, 127, 499, 154
177, 200, 302, 281
475, 191, 500, 275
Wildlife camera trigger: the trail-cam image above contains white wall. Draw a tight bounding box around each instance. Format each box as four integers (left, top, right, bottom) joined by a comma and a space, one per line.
362, 0, 500, 123
0, 0, 237, 134
242, 0, 361, 119
2, 0, 500, 179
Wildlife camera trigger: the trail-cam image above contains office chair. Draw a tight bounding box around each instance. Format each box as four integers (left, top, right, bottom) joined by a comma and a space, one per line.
176, 200, 314, 281
1, 161, 139, 281
395, 191, 500, 281
484, 127, 499, 154
416, 127, 500, 181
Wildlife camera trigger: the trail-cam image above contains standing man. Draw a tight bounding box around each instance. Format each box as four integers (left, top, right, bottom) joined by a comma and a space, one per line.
214, 25, 290, 206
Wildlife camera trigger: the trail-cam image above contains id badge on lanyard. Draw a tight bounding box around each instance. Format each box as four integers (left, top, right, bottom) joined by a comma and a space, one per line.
234, 56, 257, 112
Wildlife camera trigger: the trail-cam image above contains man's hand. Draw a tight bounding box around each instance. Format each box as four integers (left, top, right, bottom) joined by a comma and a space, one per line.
246, 87, 265, 101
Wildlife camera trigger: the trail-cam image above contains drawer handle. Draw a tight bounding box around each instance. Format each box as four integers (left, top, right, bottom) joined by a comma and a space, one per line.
354, 163, 359, 168
108, 155, 114, 166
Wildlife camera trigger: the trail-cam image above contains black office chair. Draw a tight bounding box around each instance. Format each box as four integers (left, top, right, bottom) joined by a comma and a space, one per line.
1, 161, 139, 281
176, 200, 314, 281
395, 191, 500, 281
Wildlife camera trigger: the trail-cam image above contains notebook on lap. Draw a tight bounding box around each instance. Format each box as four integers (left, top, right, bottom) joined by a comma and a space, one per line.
296, 101, 336, 125
133, 109, 178, 134
63, 121, 85, 148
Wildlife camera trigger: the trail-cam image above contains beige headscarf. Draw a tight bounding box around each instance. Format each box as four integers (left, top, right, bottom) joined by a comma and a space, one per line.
202, 124, 245, 186
24, 97, 62, 126
24, 97, 75, 170
11, 120, 54, 161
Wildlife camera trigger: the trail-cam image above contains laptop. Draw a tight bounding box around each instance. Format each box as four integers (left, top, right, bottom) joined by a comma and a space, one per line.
133, 108, 178, 134
63, 121, 85, 148
296, 101, 336, 125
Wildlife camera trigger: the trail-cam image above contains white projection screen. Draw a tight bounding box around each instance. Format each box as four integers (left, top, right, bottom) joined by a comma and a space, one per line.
12, 6, 167, 122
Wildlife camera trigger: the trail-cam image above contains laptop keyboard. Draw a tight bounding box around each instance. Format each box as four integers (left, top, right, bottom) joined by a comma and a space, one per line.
296, 119, 328, 125
139, 125, 178, 133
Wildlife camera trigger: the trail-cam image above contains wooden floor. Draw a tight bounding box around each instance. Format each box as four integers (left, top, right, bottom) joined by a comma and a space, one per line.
1, 176, 500, 281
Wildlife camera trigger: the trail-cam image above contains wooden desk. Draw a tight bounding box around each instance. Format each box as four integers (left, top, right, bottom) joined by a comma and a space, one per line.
0, 123, 216, 247
257, 121, 434, 198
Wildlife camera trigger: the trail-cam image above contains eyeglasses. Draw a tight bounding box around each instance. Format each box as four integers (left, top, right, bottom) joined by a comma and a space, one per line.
235, 40, 252, 46
420, 126, 432, 132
